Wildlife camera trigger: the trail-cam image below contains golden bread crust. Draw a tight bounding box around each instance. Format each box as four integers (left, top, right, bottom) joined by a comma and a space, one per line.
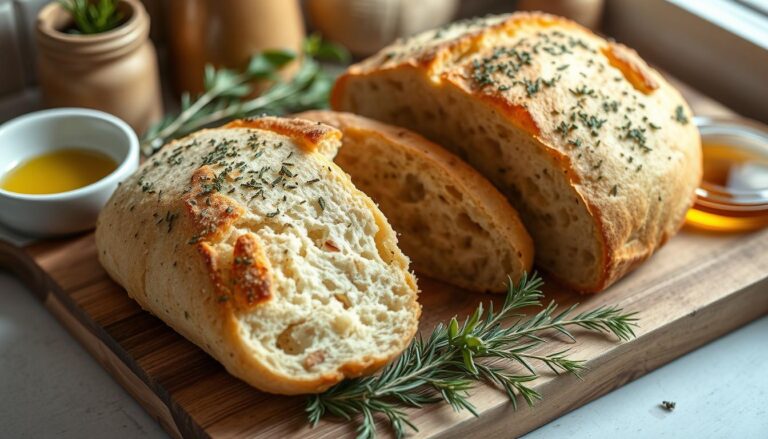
225, 116, 342, 152
96, 118, 420, 394
331, 12, 702, 292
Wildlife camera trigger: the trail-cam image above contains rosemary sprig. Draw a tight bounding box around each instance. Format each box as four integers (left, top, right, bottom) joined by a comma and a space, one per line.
60, 0, 124, 34
306, 273, 638, 439
141, 35, 348, 155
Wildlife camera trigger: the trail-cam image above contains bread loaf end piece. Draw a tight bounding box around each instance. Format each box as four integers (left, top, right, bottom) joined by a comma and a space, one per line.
96, 116, 420, 394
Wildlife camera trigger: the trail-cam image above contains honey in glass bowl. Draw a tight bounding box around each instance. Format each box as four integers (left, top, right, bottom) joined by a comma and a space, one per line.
685, 117, 768, 232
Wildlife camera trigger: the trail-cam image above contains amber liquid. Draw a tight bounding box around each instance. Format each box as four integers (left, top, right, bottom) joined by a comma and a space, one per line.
686, 143, 768, 232
0, 148, 117, 195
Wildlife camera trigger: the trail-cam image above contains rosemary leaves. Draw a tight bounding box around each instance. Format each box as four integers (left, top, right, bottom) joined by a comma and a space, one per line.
141, 36, 348, 156
60, 0, 124, 34
306, 273, 637, 439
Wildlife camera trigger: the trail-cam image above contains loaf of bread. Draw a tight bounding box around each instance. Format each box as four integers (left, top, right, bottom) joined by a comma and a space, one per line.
331, 13, 702, 292
297, 110, 533, 292
95, 117, 420, 395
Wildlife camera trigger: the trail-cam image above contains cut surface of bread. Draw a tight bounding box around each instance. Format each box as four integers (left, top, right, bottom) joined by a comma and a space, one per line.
331, 13, 702, 292
95, 116, 420, 395
297, 110, 533, 292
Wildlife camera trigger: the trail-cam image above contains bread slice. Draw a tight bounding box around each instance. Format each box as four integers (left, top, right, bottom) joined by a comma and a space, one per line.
296, 110, 533, 292
331, 12, 702, 292
95, 116, 420, 395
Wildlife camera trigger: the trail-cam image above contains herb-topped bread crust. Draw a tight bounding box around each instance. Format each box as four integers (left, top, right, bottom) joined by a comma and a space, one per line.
95, 116, 420, 395
331, 12, 702, 292
297, 110, 533, 292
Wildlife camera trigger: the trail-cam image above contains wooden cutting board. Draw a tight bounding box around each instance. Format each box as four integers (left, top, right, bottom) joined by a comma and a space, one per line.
2, 81, 767, 438
3, 228, 768, 439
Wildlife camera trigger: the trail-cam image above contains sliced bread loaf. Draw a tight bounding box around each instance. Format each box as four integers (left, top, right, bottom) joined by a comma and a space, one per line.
331, 13, 702, 292
297, 110, 533, 292
95, 116, 420, 395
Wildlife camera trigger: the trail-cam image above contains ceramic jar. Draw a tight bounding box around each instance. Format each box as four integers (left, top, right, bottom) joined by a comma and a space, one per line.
36, 0, 163, 135
516, 0, 605, 30
306, 0, 459, 56
167, 0, 306, 96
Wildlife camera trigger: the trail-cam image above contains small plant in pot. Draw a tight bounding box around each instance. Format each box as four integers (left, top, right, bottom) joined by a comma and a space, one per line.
59, 0, 125, 34
36, 0, 163, 134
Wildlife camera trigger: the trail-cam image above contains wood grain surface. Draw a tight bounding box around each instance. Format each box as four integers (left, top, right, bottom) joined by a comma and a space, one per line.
4, 227, 768, 438
2, 79, 767, 438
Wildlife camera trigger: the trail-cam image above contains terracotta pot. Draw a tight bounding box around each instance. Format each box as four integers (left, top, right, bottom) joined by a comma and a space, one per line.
167, 0, 306, 96
36, 0, 163, 135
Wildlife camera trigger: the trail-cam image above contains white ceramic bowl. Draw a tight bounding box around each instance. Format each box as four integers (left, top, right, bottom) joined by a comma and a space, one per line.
0, 108, 139, 236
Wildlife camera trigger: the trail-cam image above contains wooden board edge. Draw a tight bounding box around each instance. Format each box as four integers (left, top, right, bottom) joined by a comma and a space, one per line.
0, 240, 48, 301
4, 234, 767, 439
44, 292, 185, 439
437, 277, 768, 438
0, 240, 204, 439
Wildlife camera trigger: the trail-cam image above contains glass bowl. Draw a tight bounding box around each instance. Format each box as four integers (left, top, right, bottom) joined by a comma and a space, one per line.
686, 116, 768, 232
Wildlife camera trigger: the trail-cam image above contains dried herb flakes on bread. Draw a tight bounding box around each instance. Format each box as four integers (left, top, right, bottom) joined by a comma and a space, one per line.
96, 117, 420, 395
332, 12, 702, 292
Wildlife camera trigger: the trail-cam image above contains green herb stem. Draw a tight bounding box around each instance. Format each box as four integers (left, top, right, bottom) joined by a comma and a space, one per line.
145, 93, 215, 153
141, 36, 348, 156
189, 62, 318, 129
60, 0, 124, 34
306, 273, 638, 439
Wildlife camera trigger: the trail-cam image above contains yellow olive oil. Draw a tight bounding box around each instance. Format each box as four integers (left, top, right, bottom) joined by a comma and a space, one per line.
0, 148, 117, 195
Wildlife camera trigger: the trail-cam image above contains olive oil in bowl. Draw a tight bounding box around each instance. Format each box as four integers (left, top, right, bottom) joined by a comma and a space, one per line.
0, 108, 139, 236
1, 148, 117, 195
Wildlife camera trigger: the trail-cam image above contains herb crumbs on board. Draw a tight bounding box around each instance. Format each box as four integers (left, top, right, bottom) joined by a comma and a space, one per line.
661, 401, 676, 411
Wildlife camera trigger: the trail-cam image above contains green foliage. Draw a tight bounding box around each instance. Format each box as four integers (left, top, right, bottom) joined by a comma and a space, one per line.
306, 273, 638, 439
304, 33, 351, 63
142, 36, 350, 156
60, 0, 124, 35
